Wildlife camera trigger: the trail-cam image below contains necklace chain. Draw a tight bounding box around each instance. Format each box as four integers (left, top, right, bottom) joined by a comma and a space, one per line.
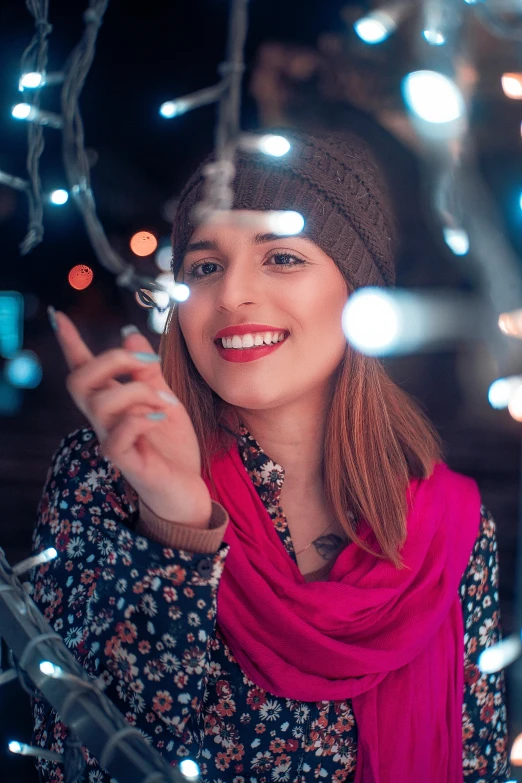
294, 522, 334, 556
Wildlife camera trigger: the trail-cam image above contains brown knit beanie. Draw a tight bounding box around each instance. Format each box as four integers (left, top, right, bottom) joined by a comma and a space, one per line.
171, 128, 396, 291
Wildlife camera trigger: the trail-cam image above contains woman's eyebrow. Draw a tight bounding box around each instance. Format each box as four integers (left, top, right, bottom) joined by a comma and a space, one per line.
185, 239, 217, 255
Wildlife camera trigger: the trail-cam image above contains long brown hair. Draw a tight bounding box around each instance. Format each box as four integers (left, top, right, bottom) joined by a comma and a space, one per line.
160, 306, 442, 569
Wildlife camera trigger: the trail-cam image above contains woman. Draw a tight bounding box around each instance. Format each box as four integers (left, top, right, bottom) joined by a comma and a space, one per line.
31, 129, 509, 783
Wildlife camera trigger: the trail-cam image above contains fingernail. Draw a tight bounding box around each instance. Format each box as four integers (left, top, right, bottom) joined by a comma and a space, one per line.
146, 412, 166, 421
157, 390, 179, 406
47, 306, 58, 332
131, 352, 161, 363
121, 324, 140, 340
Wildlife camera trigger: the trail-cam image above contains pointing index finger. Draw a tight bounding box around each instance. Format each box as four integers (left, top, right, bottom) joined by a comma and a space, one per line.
49, 308, 95, 372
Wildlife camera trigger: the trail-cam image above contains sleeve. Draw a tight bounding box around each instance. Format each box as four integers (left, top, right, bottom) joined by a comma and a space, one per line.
30, 427, 230, 782
460, 505, 510, 782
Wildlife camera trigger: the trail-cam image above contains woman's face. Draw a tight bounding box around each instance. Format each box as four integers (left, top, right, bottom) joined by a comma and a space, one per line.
177, 212, 349, 413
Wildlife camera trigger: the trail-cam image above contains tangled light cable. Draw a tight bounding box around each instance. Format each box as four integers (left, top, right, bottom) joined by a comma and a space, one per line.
0, 545, 194, 783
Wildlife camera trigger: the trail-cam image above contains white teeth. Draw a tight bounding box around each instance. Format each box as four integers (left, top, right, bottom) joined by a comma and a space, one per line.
219, 331, 287, 349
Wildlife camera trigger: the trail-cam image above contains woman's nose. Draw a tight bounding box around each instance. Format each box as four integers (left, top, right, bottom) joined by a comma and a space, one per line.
215, 262, 261, 310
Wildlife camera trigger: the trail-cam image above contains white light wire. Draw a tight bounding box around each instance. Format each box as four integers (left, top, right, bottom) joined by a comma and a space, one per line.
0, 545, 189, 783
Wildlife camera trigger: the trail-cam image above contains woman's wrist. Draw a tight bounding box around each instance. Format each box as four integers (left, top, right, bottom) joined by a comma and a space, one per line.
138, 495, 212, 529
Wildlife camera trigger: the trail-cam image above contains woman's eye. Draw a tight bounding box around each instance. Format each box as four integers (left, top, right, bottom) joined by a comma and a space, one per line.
268, 253, 306, 268
185, 261, 221, 279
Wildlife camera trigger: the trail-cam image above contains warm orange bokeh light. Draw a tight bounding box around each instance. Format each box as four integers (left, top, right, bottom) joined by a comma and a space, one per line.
68, 264, 94, 291
130, 231, 158, 257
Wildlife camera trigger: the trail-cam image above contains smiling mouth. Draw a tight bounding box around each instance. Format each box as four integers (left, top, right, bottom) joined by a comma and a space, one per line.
214, 331, 289, 351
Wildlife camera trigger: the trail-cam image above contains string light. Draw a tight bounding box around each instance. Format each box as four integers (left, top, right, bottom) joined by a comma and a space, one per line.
49, 189, 69, 205
354, 9, 399, 44
498, 308, 522, 338
501, 73, 522, 99
342, 288, 479, 356
159, 80, 227, 119
39, 660, 63, 678
68, 264, 94, 291
478, 633, 522, 673
11, 103, 63, 129
488, 376, 522, 410
238, 133, 291, 157
18, 70, 64, 91
179, 759, 200, 779
511, 733, 522, 766
443, 227, 470, 255
8, 740, 62, 762
402, 70, 465, 123
342, 288, 401, 355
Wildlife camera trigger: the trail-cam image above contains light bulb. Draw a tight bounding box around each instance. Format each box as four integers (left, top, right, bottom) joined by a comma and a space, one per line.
257, 134, 291, 157
342, 288, 400, 355
443, 227, 469, 256
266, 211, 305, 236
50, 189, 69, 205
354, 11, 396, 44
12, 103, 32, 120
402, 70, 465, 123
20, 72, 44, 89
179, 759, 200, 779
39, 661, 62, 677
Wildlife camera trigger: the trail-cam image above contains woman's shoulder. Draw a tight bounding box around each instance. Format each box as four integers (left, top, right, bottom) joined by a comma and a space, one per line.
41, 426, 138, 521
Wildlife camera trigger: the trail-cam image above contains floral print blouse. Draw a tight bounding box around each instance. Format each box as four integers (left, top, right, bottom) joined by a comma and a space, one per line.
30, 426, 510, 782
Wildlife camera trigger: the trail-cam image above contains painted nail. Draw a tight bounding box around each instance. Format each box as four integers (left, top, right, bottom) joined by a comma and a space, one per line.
131, 352, 161, 363
157, 390, 179, 406
47, 306, 58, 332
146, 412, 166, 421
121, 324, 140, 340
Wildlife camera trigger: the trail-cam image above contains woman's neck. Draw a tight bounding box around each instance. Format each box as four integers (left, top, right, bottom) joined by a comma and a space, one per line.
237, 399, 327, 497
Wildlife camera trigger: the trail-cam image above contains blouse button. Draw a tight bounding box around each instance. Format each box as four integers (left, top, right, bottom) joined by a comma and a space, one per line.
196, 558, 213, 578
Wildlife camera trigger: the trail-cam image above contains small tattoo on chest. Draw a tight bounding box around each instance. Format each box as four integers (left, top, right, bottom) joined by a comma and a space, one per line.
313, 534, 346, 560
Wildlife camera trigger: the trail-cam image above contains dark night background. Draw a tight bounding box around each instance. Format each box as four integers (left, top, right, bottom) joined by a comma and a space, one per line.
2, 0, 522, 780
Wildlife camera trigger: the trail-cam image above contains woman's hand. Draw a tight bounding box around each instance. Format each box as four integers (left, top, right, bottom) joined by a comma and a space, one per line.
50, 309, 212, 528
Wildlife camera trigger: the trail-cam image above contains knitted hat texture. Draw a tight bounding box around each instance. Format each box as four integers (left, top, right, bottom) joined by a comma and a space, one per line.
171, 128, 396, 290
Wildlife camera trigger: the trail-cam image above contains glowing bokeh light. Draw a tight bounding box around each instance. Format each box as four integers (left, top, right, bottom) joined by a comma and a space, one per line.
499, 308, 522, 338
423, 29, 445, 45
402, 70, 465, 123
266, 211, 304, 236
155, 244, 172, 272
257, 134, 291, 157
68, 264, 94, 291
159, 101, 187, 118
8, 741, 23, 754
39, 661, 62, 677
148, 308, 169, 335
179, 759, 200, 779
354, 12, 394, 44
20, 72, 43, 89
342, 288, 400, 355
510, 732, 522, 765
443, 227, 469, 256
5, 350, 42, 389
502, 74, 522, 100
478, 634, 522, 674
50, 189, 69, 205
12, 103, 32, 120
130, 231, 158, 257
488, 377, 522, 410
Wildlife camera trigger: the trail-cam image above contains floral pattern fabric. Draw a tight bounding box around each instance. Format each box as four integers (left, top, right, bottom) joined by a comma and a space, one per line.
30, 426, 510, 782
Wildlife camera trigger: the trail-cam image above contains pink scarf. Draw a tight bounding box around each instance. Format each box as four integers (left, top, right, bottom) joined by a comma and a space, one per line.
203, 445, 481, 783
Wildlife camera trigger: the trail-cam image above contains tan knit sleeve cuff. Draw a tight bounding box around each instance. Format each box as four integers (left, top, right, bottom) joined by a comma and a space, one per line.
136, 499, 229, 554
